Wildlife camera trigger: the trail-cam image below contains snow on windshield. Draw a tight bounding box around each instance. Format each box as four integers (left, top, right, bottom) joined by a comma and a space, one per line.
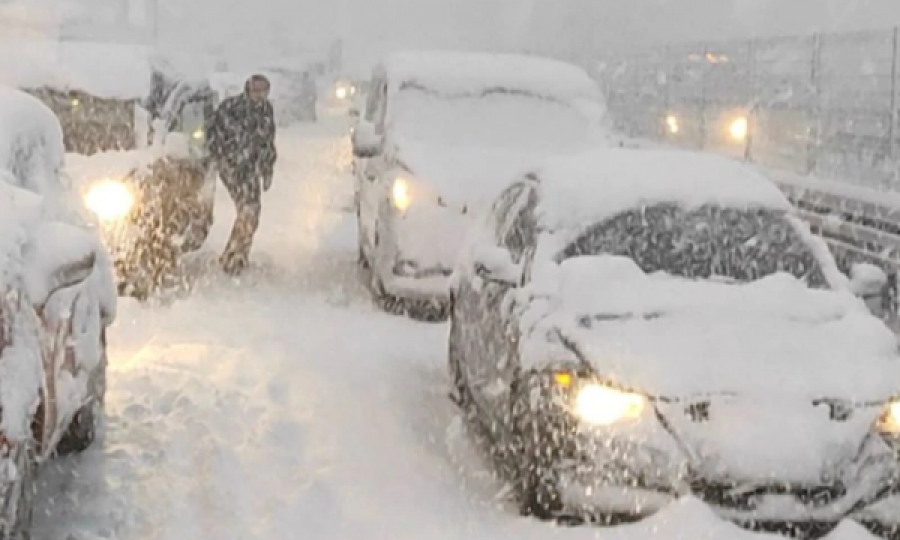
559, 204, 830, 288
390, 86, 596, 152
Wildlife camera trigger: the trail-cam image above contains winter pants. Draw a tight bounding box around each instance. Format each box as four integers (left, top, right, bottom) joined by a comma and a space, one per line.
219, 161, 262, 273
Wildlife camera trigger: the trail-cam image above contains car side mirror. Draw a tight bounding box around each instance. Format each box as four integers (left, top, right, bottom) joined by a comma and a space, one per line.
351, 121, 382, 158
849, 262, 896, 319
473, 245, 521, 286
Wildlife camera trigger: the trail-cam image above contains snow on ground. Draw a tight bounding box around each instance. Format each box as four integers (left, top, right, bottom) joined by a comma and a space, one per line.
29, 119, 876, 539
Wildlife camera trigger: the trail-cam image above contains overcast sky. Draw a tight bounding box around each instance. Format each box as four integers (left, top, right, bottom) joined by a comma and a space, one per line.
11, 0, 900, 67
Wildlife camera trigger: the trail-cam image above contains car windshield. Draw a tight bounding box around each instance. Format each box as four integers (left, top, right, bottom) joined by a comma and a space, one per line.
389, 84, 595, 152
558, 203, 829, 288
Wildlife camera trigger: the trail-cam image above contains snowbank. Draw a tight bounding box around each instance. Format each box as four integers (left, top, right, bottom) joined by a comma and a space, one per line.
535, 148, 793, 233
385, 51, 600, 102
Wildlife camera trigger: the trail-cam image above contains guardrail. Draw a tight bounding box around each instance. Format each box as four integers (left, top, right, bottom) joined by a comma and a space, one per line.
595, 28, 900, 319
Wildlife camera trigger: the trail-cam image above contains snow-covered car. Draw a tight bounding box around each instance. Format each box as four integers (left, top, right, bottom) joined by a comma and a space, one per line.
76, 76, 218, 300
0, 86, 117, 536
352, 51, 610, 319
448, 147, 900, 537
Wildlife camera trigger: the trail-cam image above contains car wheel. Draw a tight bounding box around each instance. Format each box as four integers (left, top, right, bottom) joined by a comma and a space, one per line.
447, 314, 472, 410
56, 329, 107, 456
356, 206, 369, 269
0, 440, 35, 539
511, 380, 564, 520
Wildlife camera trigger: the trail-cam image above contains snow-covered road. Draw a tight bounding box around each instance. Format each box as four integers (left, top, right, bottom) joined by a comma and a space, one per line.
30, 121, 872, 540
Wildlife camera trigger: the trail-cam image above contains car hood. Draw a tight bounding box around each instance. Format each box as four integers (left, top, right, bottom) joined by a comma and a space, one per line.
519, 256, 900, 402
394, 139, 576, 210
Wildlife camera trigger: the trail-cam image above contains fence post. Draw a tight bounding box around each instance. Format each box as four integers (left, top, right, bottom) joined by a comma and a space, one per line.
661, 46, 671, 140
889, 27, 899, 168
806, 33, 822, 175
745, 39, 757, 162
699, 44, 709, 150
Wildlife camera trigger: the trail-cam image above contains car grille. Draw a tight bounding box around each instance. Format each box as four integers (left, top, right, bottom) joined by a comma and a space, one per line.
693, 480, 847, 510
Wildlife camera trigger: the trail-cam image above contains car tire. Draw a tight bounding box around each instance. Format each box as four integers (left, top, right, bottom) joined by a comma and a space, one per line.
356, 205, 369, 270
447, 313, 472, 410
56, 329, 107, 456
0, 440, 35, 540
510, 379, 564, 520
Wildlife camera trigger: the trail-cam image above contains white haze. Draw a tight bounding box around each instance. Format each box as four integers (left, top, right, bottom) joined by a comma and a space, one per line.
6, 0, 900, 71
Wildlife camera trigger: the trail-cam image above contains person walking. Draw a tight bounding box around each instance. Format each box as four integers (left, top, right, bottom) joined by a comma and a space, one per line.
205, 74, 277, 275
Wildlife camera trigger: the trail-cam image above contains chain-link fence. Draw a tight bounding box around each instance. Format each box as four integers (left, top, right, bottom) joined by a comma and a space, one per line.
598, 28, 900, 192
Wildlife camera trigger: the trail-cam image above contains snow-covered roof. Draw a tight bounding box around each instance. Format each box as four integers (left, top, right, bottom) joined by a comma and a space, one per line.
384, 51, 600, 102
534, 148, 792, 232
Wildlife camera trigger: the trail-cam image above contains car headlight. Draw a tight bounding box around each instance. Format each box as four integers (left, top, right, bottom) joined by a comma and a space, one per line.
84, 180, 134, 221
729, 116, 749, 141
392, 176, 412, 211
335, 86, 349, 100
877, 401, 900, 434
665, 114, 680, 134
191, 128, 204, 140
554, 372, 646, 426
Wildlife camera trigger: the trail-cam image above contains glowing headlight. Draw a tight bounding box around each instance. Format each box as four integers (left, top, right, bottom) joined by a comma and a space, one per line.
84, 181, 134, 221
878, 401, 900, 434
729, 116, 749, 141
191, 128, 204, 140
335, 86, 349, 100
665, 115, 680, 134
392, 176, 412, 211
573, 383, 646, 426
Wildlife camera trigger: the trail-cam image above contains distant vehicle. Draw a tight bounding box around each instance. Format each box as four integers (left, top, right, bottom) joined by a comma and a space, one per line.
351, 51, 610, 319
448, 147, 900, 538
0, 85, 117, 537
77, 73, 219, 299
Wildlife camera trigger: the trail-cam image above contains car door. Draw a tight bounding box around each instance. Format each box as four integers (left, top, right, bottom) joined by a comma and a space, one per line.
357, 73, 390, 255
457, 181, 539, 421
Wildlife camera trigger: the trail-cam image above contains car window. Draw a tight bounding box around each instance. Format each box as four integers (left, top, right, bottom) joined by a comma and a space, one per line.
364, 75, 383, 123
559, 203, 829, 288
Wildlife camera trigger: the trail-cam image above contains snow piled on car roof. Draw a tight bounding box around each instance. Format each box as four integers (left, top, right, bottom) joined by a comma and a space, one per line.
0, 39, 217, 99
0, 85, 65, 195
384, 51, 600, 101
0, 38, 152, 98
535, 148, 792, 232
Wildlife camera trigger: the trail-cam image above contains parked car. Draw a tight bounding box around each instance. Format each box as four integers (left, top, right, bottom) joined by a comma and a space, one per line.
351, 51, 611, 319
448, 147, 900, 538
0, 85, 117, 537
76, 75, 218, 300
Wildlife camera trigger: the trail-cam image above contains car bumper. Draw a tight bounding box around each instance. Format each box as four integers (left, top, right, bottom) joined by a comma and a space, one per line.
516, 382, 900, 529
381, 265, 452, 304
555, 431, 900, 529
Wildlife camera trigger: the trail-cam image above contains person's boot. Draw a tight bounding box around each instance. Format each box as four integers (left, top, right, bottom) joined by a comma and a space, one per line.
220, 250, 249, 276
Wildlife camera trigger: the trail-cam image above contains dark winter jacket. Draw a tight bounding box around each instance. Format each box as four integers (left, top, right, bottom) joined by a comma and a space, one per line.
206, 90, 277, 180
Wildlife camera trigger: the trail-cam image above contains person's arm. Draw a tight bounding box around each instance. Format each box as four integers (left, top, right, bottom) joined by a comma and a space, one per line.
259, 104, 277, 189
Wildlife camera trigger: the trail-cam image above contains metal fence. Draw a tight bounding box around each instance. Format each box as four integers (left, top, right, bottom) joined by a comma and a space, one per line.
597, 28, 900, 192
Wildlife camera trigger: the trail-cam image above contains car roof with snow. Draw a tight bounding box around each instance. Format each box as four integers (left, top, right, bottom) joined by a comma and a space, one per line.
0, 39, 216, 100
0, 85, 65, 195
531, 148, 792, 233
382, 51, 600, 102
